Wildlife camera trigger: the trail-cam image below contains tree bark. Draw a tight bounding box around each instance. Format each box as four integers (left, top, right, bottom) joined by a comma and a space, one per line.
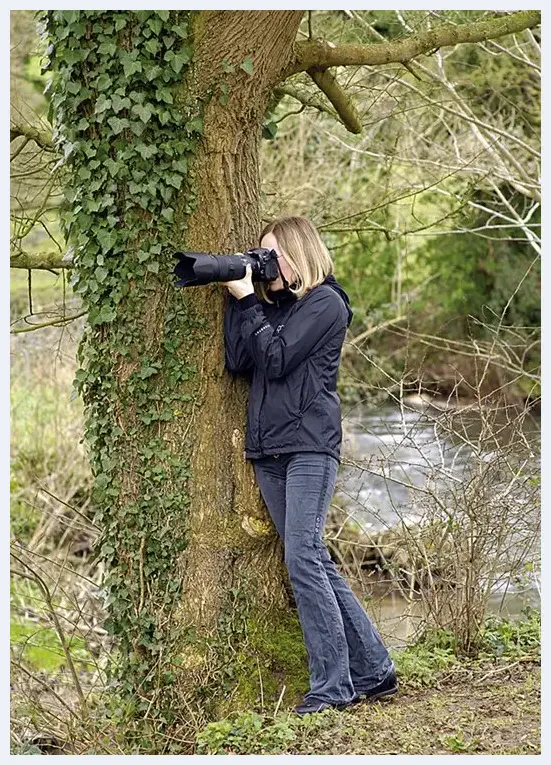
175, 9, 303, 631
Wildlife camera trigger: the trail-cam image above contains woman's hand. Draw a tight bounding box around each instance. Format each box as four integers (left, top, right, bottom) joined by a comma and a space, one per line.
221, 263, 254, 300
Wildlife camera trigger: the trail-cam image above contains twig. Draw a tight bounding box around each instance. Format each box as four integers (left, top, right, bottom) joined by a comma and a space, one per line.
11, 310, 87, 333
274, 684, 286, 718
474, 660, 520, 685
257, 656, 264, 712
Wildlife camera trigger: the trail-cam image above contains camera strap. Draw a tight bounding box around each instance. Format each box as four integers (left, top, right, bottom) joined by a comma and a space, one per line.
275, 255, 291, 291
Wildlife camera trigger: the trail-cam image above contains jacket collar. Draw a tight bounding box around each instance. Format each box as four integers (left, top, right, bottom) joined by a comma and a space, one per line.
267, 283, 298, 307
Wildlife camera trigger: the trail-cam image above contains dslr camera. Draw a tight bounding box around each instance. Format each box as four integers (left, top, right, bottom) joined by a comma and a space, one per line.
173, 247, 280, 288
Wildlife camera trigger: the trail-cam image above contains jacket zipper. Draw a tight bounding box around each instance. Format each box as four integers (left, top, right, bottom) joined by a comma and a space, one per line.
257, 375, 266, 456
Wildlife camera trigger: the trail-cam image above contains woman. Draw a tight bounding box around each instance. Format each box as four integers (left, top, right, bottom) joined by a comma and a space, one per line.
222, 216, 396, 717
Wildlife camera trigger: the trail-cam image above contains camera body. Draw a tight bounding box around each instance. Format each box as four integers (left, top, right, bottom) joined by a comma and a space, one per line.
173, 247, 279, 288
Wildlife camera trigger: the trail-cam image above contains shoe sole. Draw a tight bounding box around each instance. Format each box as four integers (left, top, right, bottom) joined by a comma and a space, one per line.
351, 686, 398, 705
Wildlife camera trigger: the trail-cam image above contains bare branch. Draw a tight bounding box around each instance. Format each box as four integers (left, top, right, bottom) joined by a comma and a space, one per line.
307, 67, 362, 134
286, 11, 541, 76
10, 311, 87, 334
272, 85, 337, 118
10, 121, 54, 151
10, 246, 73, 270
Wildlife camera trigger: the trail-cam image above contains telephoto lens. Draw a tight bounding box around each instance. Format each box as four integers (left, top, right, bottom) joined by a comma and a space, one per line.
173, 247, 280, 287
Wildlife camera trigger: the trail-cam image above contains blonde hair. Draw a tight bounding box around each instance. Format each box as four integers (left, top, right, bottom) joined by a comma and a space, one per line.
255, 216, 334, 303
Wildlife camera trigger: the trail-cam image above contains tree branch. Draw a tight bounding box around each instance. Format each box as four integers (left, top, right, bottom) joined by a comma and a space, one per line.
10, 247, 73, 270
307, 68, 362, 134
10, 121, 54, 151
285, 11, 541, 76
10, 310, 86, 334
272, 85, 337, 118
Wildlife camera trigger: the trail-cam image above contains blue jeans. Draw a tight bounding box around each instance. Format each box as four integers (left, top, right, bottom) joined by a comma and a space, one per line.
252, 452, 394, 705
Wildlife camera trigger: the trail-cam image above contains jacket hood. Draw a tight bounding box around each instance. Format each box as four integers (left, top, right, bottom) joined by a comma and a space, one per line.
266, 275, 353, 326
323, 274, 354, 327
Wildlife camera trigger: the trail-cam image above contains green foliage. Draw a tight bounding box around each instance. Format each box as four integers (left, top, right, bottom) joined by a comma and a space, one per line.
440, 732, 480, 754
480, 606, 540, 659
42, 9, 206, 721
228, 609, 309, 712
11, 742, 43, 755
418, 187, 540, 333
392, 609, 540, 690
11, 618, 94, 673
196, 708, 332, 755
391, 642, 458, 689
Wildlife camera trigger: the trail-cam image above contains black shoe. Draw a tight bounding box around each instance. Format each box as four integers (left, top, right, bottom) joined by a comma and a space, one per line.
293, 697, 353, 717
351, 671, 398, 705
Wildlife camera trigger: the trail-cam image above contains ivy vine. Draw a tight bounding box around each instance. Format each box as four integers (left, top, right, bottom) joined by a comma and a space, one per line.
42, 10, 208, 722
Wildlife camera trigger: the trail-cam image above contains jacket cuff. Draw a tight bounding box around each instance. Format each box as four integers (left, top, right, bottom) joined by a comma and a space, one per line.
236, 293, 260, 311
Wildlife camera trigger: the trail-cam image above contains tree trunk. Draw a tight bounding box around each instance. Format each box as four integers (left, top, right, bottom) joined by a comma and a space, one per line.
173, 11, 310, 718
47, 9, 307, 739
177, 10, 303, 629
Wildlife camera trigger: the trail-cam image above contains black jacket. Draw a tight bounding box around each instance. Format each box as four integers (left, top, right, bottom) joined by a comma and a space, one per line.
224, 275, 353, 463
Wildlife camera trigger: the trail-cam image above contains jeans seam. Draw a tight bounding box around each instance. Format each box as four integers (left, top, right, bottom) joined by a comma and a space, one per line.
332, 585, 376, 667
314, 457, 349, 692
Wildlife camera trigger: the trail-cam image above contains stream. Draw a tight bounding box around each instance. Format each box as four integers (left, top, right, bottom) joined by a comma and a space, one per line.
335, 396, 541, 647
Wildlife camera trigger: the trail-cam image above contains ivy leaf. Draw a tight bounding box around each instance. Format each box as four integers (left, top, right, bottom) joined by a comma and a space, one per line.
147, 17, 163, 36
95, 266, 109, 283
172, 23, 188, 38
98, 41, 117, 56
147, 262, 160, 274
187, 116, 203, 134
167, 173, 183, 189
84, 198, 101, 213
139, 365, 159, 379
98, 305, 117, 324
173, 158, 187, 173
107, 116, 129, 135
59, 10, 80, 24
221, 60, 235, 74
130, 121, 146, 137
144, 38, 160, 55
111, 94, 131, 113
156, 11, 170, 21
121, 52, 142, 78
132, 103, 154, 123
97, 229, 116, 251
171, 47, 192, 73
145, 64, 163, 82
95, 73, 112, 91
94, 95, 111, 115
240, 58, 254, 74
64, 186, 78, 203
105, 158, 123, 177
156, 87, 173, 104
129, 90, 145, 104
161, 207, 174, 222
136, 143, 158, 160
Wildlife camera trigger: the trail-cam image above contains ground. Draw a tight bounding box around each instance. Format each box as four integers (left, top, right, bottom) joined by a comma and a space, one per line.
195, 657, 540, 756
285, 662, 540, 755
